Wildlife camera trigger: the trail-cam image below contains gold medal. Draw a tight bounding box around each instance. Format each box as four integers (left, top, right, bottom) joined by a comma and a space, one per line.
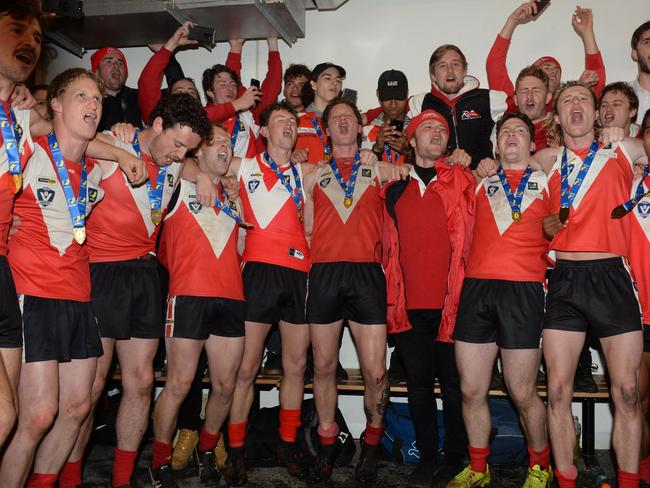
11, 174, 21, 194
151, 209, 162, 225
511, 211, 521, 222
73, 227, 86, 245
298, 209, 304, 223
344, 196, 353, 208
558, 207, 570, 224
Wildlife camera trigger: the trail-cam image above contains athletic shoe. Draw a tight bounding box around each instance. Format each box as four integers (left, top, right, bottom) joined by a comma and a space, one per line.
276, 439, 309, 479
171, 429, 198, 470
310, 443, 336, 482
222, 446, 247, 487
522, 465, 553, 487
148, 464, 179, 488
355, 442, 380, 483
196, 449, 221, 486
406, 458, 439, 487
446, 465, 491, 487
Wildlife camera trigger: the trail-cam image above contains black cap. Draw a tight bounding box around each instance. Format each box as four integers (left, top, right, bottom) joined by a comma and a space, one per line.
311, 62, 346, 80
377, 70, 408, 101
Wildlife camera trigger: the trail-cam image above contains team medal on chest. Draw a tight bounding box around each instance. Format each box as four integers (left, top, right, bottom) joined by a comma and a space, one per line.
151, 208, 163, 225
264, 152, 304, 222
132, 130, 168, 226
330, 152, 361, 210
0, 103, 23, 194
73, 227, 86, 245
496, 164, 531, 223
559, 140, 599, 224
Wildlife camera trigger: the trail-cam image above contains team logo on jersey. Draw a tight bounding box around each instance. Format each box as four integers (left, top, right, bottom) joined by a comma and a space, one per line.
88, 188, 98, 203
567, 163, 575, 174
36, 187, 55, 207
248, 179, 260, 193
487, 185, 499, 197
167, 174, 174, 187
637, 201, 650, 218
319, 177, 331, 188
461, 109, 481, 120
361, 168, 372, 178
189, 201, 202, 214
527, 182, 538, 191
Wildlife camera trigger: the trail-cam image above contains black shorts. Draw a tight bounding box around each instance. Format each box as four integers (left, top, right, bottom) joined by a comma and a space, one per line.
243, 262, 307, 325
91, 256, 163, 339
306, 262, 387, 325
544, 258, 642, 338
20, 295, 102, 363
0, 257, 21, 348
166, 296, 245, 339
644, 327, 650, 353
454, 278, 544, 349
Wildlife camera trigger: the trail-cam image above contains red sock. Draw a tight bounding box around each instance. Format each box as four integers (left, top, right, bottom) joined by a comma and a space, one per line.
528, 444, 551, 469
468, 445, 490, 473
618, 469, 640, 488
228, 420, 248, 448
317, 423, 340, 446
58, 461, 82, 488
278, 408, 301, 443
151, 439, 173, 470
112, 448, 138, 487
198, 426, 220, 452
363, 423, 383, 446
555, 465, 578, 488
26, 473, 57, 488
641, 455, 650, 483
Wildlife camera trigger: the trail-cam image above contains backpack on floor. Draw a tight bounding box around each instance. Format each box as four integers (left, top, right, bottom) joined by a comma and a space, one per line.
243, 406, 281, 467
488, 398, 528, 466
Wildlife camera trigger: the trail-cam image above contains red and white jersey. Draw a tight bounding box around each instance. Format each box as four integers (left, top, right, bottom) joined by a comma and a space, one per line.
224, 110, 259, 158
628, 174, 650, 325
550, 142, 634, 257
86, 134, 181, 263
295, 112, 327, 164
159, 179, 244, 300
361, 114, 406, 165
467, 168, 558, 283
311, 158, 383, 264
238, 154, 309, 272
8, 137, 104, 301
0, 103, 33, 256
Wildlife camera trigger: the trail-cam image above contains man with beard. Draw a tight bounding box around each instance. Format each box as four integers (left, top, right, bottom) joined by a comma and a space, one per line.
630, 21, 650, 126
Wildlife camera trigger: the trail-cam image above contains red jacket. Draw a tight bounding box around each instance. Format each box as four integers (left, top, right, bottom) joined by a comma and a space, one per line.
381, 161, 475, 342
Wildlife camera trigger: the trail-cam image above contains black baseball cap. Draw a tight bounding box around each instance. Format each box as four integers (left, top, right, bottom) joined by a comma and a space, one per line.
377, 70, 408, 101
311, 62, 346, 80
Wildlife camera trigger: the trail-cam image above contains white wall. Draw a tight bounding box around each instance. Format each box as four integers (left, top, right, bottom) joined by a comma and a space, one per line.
47, 0, 644, 447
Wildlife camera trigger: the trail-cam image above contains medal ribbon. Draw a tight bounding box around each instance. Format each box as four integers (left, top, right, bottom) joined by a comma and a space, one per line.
560, 139, 599, 213
619, 165, 650, 214
263, 152, 303, 217
311, 117, 331, 160
384, 145, 400, 165
496, 165, 532, 219
329, 152, 361, 203
47, 131, 87, 233
230, 113, 242, 149
132, 130, 168, 216
0, 102, 22, 177
214, 182, 245, 226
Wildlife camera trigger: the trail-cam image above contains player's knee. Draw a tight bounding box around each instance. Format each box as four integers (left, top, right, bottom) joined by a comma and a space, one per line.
313, 353, 337, 377
122, 367, 154, 396
0, 400, 16, 437
22, 402, 58, 435
213, 377, 236, 399
236, 361, 260, 385
508, 382, 537, 408
611, 380, 640, 412
460, 380, 486, 405
61, 395, 93, 424
546, 380, 572, 409
362, 365, 387, 390
166, 375, 193, 400
283, 356, 306, 378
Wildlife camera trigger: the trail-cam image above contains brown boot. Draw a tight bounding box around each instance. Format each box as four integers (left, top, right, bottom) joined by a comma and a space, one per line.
171, 429, 198, 470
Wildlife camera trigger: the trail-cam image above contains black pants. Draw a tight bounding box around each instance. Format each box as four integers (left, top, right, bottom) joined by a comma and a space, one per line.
393, 309, 468, 463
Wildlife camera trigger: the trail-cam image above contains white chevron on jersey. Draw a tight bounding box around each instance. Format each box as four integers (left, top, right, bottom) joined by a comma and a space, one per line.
550, 142, 633, 211
478, 169, 548, 235
232, 111, 259, 157
0, 106, 32, 175
238, 156, 305, 229
24, 144, 104, 255
315, 163, 379, 224
632, 176, 650, 242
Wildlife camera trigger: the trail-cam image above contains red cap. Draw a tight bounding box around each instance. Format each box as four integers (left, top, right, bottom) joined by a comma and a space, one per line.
90, 47, 128, 79
533, 56, 562, 74
406, 110, 449, 140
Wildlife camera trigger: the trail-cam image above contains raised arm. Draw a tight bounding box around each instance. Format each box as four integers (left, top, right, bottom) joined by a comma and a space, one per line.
572, 7, 606, 97
253, 38, 283, 122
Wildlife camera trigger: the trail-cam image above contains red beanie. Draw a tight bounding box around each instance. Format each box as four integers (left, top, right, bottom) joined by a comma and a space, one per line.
90, 47, 128, 79
533, 56, 562, 76
406, 109, 450, 140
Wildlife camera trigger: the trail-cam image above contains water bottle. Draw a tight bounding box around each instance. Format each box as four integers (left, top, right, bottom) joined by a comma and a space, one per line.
572, 416, 582, 462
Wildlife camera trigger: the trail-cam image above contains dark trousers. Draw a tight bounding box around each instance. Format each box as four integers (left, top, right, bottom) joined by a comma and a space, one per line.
393, 309, 468, 463
177, 350, 208, 431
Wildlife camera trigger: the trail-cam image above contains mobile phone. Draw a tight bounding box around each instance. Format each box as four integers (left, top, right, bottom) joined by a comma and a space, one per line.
188, 25, 216, 45
342, 88, 358, 105
390, 119, 404, 133
250, 78, 261, 89
532, 0, 551, 17
42, 0, 83, 18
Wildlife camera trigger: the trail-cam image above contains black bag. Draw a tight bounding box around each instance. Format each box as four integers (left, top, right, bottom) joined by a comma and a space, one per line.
243, 406, 281, 467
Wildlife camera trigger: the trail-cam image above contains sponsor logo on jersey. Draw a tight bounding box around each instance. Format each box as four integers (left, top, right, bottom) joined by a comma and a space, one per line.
637, 201, 650, 218
461, 109, 481, 120
37, 177, 56, 185
36, 187, 55, 207
248, 179, 260, 193
527, 182, 538, 191
487, 185, 499, 197
167, 174, 174, 187
88, 188, 98, 203
297, 127, 316, 135
189, 201, 202, 214
319, 177, 331, 188
361, 168, 372, 178
288, 247, 305, 260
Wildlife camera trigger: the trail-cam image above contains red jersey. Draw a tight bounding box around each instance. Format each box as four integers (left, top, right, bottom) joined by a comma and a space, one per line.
311, 158, 383, 263
238, 154, 309, 272
627, 174, 650, 325
8, 137, 104, 301
295, 112, 327, 164
158, 179, 244, 300
86, 134, 182, 263
224, 111, 260, 158
0, 102, 33, 256
550, 143, 634, 257
362, 114, 406, 165
467, 167, 558, 282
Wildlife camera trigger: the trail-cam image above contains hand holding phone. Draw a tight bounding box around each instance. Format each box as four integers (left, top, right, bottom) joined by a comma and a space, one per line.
532, 0, 551, 18
188, 25, 216, 46
250, 79, 261, 90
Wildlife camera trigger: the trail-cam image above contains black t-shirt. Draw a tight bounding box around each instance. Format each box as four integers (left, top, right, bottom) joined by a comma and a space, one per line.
98, 86, 141, 132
